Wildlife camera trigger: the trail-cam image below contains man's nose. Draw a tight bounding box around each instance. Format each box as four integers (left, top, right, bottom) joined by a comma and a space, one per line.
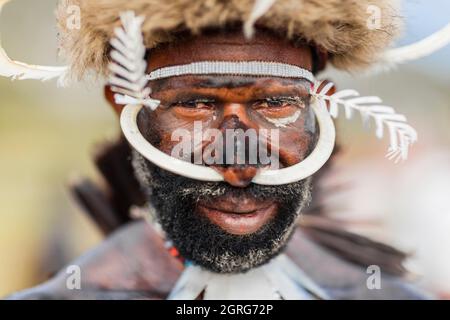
222, 103, 254, 127
208, 103, 259, 188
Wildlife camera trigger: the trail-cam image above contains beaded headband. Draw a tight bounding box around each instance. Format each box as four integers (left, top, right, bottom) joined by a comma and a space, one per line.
146, 61, 315, 82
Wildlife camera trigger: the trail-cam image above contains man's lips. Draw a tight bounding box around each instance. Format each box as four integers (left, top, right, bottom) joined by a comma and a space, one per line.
197, 198, 278, 235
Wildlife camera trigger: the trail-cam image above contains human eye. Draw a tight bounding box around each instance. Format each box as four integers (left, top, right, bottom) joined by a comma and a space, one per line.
252, 96, 306, 110
170, 98, 215, 110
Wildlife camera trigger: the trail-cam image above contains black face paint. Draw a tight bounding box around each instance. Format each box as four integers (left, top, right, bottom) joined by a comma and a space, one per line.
131, 151, 312, 273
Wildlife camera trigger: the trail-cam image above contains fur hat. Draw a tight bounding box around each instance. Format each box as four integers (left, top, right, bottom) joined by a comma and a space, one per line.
56, 0, 401, 79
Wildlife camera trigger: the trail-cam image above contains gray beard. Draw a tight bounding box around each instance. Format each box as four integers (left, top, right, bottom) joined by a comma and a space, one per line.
131, 150, 312, 273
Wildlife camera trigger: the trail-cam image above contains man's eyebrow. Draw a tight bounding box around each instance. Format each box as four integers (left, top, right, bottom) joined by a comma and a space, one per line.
157, 88, 308, 105
151, 77, 257, 91
151, 76, 308, 92
199, 77, 309, 88
163, 91, 220, 103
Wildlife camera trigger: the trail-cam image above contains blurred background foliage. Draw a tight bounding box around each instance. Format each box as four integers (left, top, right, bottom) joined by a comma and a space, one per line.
0, 0, 449, 298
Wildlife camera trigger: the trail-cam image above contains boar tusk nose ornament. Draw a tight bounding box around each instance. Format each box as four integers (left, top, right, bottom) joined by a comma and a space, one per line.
120, 99, 336, 185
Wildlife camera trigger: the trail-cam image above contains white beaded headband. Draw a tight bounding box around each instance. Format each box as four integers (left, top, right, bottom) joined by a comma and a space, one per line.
146, 61, 315, 82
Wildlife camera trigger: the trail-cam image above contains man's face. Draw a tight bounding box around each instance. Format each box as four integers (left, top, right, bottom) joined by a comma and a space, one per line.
130, 31, 318, 273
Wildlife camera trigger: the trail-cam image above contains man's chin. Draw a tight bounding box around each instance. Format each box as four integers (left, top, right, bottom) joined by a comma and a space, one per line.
193, 239, 294, 274
161, 196, 299, 274
160, 198, 300, 274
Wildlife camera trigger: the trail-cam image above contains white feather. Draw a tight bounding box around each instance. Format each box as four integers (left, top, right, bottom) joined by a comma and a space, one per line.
312, 80, 417, 162
318, 82, 334, 96
168, 255, 322, 300
108, 11, 160, 109
369, 23, 450, 74
114, 94, 159, 111
266, 255, 330, 300
0, 0, 68, 85
168, 265, 208, 300
244, 0, 277, 38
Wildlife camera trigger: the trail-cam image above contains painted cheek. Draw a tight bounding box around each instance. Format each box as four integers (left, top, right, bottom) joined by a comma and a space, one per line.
172, 106, 215, 121
155, 110, 218, 156
257, 105, 300, 119
277, 133, 312, 166
272, 116, 314, 167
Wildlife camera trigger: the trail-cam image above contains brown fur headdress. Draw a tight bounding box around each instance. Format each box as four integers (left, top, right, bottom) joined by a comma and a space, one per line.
56, 0, 400, 79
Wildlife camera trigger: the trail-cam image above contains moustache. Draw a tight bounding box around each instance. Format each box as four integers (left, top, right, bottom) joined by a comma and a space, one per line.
136, 153, 311, 204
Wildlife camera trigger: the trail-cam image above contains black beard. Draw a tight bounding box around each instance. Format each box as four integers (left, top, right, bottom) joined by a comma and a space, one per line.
131, 151, 312, 273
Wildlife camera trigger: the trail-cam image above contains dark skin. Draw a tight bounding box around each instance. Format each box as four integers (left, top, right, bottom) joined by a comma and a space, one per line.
106, 30, 333, 235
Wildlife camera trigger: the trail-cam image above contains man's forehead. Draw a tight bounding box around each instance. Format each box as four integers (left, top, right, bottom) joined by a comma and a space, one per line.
147, 30, 313, 73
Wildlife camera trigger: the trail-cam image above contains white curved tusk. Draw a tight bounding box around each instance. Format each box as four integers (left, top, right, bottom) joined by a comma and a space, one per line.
384, 22, 450, 64
370, 22, 450, 74
120, 99, 335, 186
0, 0, 68, 84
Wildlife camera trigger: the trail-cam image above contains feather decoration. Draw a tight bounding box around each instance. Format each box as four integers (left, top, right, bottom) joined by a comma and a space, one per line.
312, 81, 417, 162
169, 254, 322, 300
108, 11, 160, 110
244, 0, 277, 38
0, 0, 68, 85
370, 22, 450, 74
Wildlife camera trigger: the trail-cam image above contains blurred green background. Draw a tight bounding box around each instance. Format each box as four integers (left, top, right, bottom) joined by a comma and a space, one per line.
0, 0, 449, 298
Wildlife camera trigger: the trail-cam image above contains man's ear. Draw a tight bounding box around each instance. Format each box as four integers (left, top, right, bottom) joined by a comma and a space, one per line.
104, 85, 124, 117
